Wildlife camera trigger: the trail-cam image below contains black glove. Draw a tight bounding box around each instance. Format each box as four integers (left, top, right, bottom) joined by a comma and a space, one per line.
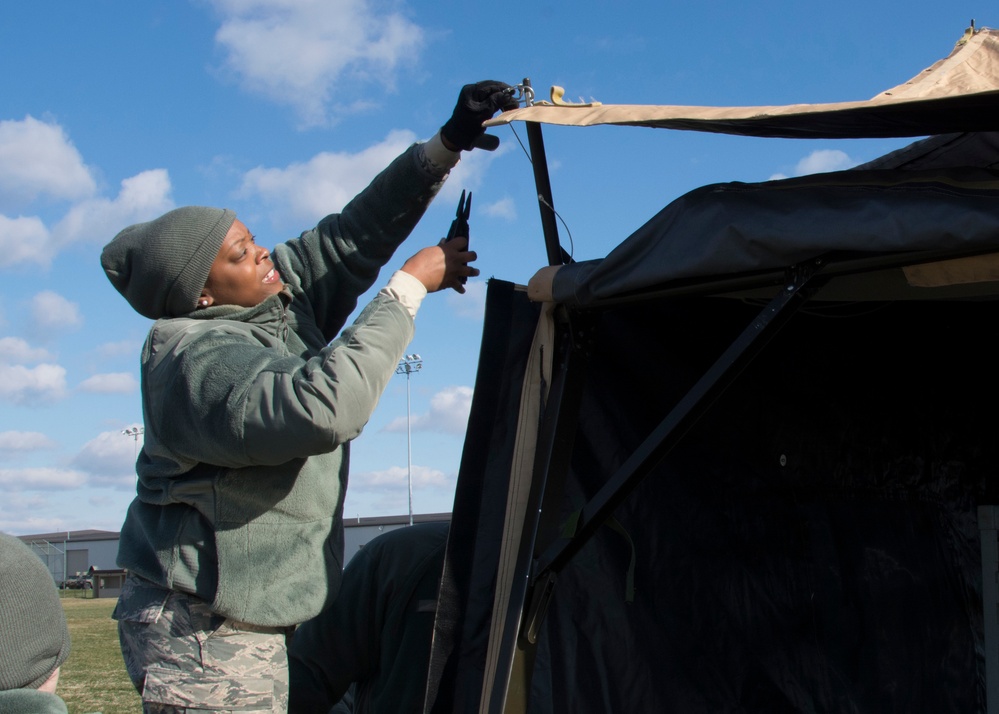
441, 80, 519, 152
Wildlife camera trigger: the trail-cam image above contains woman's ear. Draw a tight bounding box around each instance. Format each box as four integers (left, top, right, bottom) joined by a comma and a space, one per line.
198, 292, 214, 309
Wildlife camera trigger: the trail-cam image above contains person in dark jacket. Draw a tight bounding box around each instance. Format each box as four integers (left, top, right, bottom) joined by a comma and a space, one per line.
288, 522, 448, 714
100, 81, 517, 713
0, 532, 72, 714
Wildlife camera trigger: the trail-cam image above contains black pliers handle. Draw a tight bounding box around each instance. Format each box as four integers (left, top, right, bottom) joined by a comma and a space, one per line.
445, 190, 471, 284
445, 190, 471, 243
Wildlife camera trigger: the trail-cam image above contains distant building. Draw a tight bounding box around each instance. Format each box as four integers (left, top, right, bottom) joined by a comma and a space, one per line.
14, 513, 452, 586
91, 567, 127, 599
16, 529, 119, 587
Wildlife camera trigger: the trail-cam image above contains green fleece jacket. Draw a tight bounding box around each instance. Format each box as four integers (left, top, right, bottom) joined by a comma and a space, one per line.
116, 143, 447, 627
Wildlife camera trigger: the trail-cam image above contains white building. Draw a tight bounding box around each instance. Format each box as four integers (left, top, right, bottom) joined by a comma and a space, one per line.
17, 529, 119, 586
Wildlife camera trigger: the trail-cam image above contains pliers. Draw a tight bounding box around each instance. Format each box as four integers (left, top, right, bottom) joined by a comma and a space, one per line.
445, 189, 471, 243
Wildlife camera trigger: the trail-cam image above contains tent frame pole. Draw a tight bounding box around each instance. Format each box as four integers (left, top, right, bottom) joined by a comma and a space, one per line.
524, 112, 567, 267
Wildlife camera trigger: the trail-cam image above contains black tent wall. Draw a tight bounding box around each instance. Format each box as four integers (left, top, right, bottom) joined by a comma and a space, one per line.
522, 294, 996, 712
427, 121, 999, 712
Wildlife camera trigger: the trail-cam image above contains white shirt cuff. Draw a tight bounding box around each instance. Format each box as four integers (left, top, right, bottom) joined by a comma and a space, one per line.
379, 270, 428, 318
419, 131, 461, 175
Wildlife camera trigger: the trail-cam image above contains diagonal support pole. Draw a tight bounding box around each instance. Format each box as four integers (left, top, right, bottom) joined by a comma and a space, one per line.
533, 258, 830, 595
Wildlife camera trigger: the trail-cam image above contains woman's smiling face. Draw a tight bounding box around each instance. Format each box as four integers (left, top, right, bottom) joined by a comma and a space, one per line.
200, 219, 284, 309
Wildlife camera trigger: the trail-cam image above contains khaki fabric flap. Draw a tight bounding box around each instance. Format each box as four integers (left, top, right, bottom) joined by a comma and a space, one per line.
487, 29, 999, 139
904, 252, 999, 287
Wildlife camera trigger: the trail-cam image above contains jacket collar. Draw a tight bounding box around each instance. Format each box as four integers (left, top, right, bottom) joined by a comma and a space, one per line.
184, 288, 293, 335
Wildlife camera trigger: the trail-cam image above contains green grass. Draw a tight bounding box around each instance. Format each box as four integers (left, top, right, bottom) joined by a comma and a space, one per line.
59, 594, 141, 714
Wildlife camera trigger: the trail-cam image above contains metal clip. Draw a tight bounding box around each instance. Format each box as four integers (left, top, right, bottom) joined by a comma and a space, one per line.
512, 83, 536, 107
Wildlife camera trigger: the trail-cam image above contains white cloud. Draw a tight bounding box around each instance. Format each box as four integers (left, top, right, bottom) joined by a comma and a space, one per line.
239, 130, 416, 226
0, 336, 65, 404
0, 493, 77, 534
0, 490, 131, 533
342, 461, 458, 515
236, 130, 509, 232
70, 429, 141, 488
0, 363, 67, 404
446, 279, 486, 320
0, 169, 173, 270
0, 214, 52, 267
437, 143, 509, 204
0, 116, 170, 268
0, 337, 52, 364
77, 372, 139, 394
0, 116, 96, 207
384, 385, 472, 434
482, 197, 516, 220
51, 169, 174, 248
94, 339, 142, 359
0, 431, 57, 453
350, 463, 450, 491
795, 149, 855, 175
770, 149, 856, 180
0, 467, 87, 490
30, 291, 82, 332
209, 0, 425, 125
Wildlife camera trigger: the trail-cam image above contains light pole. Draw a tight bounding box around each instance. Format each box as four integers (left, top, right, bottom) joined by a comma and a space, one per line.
394, 354, 422, 525
121, 426, 144, 459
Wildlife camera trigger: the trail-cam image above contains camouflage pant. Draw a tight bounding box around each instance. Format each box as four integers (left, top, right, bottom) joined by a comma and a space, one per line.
115, 573, 292, 713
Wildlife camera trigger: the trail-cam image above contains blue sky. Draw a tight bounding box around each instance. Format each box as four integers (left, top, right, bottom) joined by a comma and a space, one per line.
0, 1, 988, 535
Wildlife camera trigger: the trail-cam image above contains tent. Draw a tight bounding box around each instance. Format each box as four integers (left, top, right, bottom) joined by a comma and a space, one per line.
424, 26, 999, 713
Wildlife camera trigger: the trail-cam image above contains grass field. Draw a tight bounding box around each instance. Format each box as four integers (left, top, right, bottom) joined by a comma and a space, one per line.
59, 591, 141, 714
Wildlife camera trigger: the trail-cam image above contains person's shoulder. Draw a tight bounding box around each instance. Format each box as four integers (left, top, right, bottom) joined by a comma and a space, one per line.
147, 300, 285, 352
0, 688, 69, 714
145, 316, 216, 363
359, 522, 449, 566
148, 314, 209, 341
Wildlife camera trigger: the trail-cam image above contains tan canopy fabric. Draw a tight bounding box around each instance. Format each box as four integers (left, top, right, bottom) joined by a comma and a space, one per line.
486, 27, 999, 139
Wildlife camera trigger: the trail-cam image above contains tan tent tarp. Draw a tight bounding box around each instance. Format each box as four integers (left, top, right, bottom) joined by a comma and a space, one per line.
486, 27, 999, 139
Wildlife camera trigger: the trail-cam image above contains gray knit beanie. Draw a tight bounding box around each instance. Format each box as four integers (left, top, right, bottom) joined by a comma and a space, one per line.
0, 532, 71, 690
101, 206, 237, 319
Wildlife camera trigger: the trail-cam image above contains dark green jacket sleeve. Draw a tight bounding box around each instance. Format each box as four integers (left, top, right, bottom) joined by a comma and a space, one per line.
275, 143, 448, 343
145, 294, 413, 469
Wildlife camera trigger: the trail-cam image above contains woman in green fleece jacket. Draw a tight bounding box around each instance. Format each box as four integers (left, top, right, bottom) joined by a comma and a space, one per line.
99, 81, 517, 713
